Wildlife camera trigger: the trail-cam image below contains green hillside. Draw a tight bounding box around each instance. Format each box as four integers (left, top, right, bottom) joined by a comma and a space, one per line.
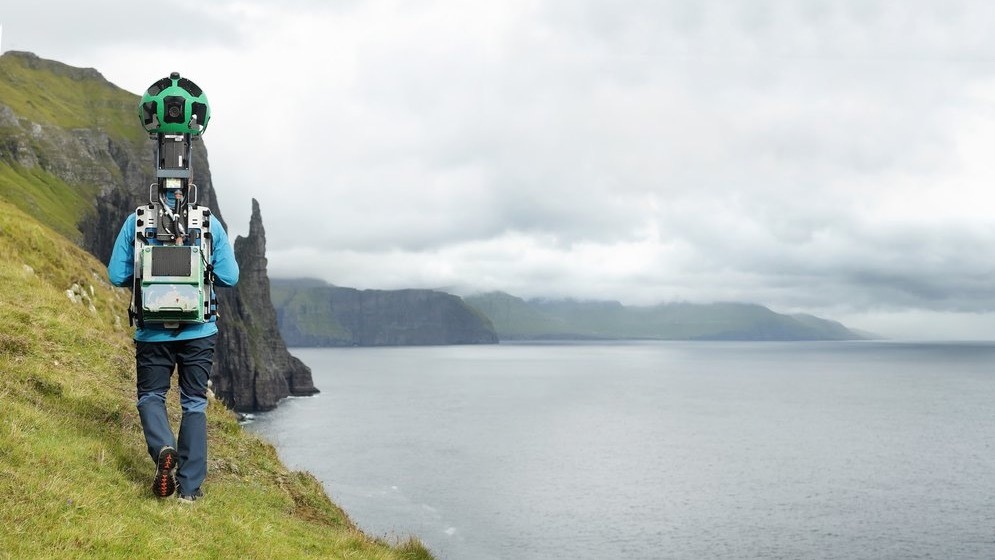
464, 292, 865, 341
0, 52, 144, 141
0, 197, 431, 558
269, 283, 354, 343
0, 52, 148, 242
457, 291, 577, 338
0, 163, 91, 241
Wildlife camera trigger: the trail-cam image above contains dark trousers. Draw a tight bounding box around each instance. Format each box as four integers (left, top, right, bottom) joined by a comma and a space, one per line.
135, 334, 216, 495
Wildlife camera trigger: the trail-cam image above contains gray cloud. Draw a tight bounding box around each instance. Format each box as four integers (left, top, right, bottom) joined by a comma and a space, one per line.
2, 1, 242, 57
8, 0, 995, 337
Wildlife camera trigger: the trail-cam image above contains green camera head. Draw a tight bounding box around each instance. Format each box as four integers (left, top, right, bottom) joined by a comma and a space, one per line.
139, 72, 210, 135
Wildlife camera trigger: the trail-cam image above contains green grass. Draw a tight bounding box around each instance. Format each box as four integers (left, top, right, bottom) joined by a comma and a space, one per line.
0, 52, 146, 142
0, 197, 434, 559
0, 161, 93, 242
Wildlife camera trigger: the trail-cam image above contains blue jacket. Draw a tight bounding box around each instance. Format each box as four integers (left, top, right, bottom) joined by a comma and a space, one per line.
107, 212, 239, 342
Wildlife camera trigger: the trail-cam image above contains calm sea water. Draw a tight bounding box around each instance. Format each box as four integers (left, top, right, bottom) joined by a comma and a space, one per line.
245, 341, 995, 560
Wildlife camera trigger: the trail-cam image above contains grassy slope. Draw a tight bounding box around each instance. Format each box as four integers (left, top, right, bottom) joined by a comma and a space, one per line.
0, 152, 431, 560
0, 52, 148, 242
0, 162, 92, 242
0, 52, 145, 142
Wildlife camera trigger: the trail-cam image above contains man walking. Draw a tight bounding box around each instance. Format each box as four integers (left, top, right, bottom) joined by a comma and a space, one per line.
107, 72, 239, 502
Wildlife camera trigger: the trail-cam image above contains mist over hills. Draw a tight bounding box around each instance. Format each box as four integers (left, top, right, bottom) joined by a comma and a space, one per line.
269, 279, 498, 346
270, 279, 867, 344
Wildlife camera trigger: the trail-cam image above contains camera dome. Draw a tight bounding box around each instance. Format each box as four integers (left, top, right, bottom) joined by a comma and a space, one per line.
138, 73, 210, 135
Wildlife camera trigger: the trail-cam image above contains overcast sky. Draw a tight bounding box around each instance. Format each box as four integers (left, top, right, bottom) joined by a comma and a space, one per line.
6, 0, 995, 338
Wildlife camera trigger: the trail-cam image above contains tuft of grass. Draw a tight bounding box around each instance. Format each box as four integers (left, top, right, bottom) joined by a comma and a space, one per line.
0, 197, 434, 558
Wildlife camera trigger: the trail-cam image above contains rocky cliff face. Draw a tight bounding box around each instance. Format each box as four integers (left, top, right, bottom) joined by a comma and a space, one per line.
0, 51, 316, 411
271, 281, 499, 346
214, 200, 318, 411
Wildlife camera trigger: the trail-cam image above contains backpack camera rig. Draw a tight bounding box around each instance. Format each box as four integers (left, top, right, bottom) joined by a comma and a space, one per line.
129, 72, 215, 329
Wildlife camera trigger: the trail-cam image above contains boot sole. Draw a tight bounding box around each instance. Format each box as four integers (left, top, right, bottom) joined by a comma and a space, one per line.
152, 447, 178, 498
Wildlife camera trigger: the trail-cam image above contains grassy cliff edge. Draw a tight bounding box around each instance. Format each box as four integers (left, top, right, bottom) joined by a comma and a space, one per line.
0, 198, 432, 558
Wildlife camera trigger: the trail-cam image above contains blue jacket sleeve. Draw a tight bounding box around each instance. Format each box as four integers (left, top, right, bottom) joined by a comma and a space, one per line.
210, 216, 239, 287
107, 214, 136, 287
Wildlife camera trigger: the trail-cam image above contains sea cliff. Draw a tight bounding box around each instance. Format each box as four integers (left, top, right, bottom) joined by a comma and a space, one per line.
214, 200, 318, 411
271, 279, 499, 346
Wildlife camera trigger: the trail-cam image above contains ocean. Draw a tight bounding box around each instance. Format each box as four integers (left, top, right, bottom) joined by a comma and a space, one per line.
245, 341, 995, 560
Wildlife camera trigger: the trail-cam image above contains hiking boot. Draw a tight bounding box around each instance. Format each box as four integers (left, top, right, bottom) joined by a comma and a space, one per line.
152, 446, 178, 498
177, 488, 204, 504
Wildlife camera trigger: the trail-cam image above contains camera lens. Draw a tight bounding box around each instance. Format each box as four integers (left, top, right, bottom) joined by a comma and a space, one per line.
163, 96, 186, 123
